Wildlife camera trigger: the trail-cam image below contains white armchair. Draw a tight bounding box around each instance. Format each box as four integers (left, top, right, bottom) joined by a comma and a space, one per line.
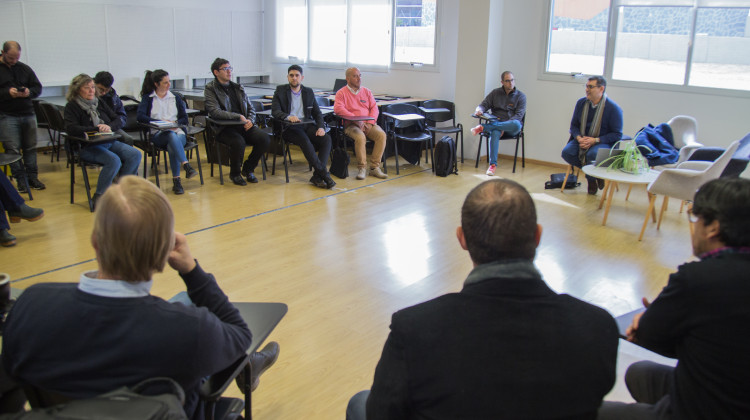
638, 140, 740, 241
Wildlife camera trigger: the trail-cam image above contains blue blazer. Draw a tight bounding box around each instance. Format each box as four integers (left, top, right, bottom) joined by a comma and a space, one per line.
569, 96, 623, 146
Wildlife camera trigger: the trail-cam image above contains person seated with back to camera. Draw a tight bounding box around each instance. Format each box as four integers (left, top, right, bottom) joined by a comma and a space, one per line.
63, 73, 141, 209
137, 69, 198, 195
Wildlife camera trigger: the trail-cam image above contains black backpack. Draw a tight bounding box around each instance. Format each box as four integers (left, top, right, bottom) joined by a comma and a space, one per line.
434, 136, 458, 177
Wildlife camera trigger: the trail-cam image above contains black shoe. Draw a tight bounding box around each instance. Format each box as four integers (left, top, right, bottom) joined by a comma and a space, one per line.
0, 229, 16, 247
237, 341, 280, 392
597, 178, 605, 190
587, 178, 598, 195
230, 175, 247, 186
8, 204, 44, 223
321, 172, 336, 189
28, 178, 45, 190
16, 181, 28, 194
309, 174, 326, 188
246, 173, 259, 184
183, 163, 197, 179
172, 178, 184, 195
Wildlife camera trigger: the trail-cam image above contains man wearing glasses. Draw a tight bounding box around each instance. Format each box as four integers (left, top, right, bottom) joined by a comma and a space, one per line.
561, 75, 623, 195
204, 58, 270, 186
94, 71, 134, 146
470, 71, 526, 176
599, 177, 750, 420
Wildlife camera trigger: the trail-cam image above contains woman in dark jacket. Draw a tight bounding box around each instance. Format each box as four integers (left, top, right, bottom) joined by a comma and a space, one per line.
137, 69, 196, 194
64, 73, 141, 207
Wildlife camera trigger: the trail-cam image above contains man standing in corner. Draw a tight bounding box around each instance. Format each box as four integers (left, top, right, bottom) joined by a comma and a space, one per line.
470, 71, 526, 176
0, 41, 45, 193
94, 71, 135, 146
204, 58, 270, 186
599, 178, 750, 420
561, 75, 623, 195
346, 179, 619, 420
333, 67, 387, 180
272, 65, 335, 189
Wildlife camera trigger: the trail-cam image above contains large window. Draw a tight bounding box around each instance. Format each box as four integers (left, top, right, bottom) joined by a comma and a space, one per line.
545, 0, 750, 93
275, 0, 438, 69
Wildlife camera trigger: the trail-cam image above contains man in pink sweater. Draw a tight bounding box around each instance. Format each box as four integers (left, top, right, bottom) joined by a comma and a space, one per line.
333, 67, 387, 180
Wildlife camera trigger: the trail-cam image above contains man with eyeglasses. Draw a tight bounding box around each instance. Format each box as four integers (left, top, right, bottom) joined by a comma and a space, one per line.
470, 71, 526, 176
599, 177, 750, 420
204, 58, 270, 186
561, 75, 623, 195
93, 71, 134, 146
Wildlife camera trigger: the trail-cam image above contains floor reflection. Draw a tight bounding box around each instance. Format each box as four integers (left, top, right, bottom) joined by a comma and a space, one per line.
382, 212, 430, 286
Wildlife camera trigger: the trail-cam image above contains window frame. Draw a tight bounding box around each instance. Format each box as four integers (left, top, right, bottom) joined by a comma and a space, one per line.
273, 0, 441, 73
539, 0, 750, 98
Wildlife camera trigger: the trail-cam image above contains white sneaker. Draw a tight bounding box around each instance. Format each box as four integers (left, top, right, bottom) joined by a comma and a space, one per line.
486, 164, 496, 176
369, 167, 388, 179
356, 168, 367, 180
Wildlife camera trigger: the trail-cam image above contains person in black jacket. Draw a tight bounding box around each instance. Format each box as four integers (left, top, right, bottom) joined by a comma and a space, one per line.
599, 178, 750, 420
203, 58, 270, 186
346, 179, 619, 420
272, 65, 334, 189
93, 71, 134, 146
64, 73, 141, 206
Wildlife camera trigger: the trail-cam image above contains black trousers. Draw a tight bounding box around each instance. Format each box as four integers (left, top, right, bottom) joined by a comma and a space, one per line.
282, 125, 332, 174
217, 125, 270, 177
598, 361, 673, 419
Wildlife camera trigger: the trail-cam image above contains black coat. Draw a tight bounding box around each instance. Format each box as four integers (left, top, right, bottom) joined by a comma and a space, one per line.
271, 84, 325, 130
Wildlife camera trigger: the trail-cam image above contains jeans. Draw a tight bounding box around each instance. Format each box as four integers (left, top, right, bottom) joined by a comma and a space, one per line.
344, 123, 386, 169
79, 141, 142, 196
0, 114, 38, 179
151, 130, 187, 177
217, 125, 270, 177
345, 390, 369, 420
482, 119, 522, 165
561, 138, 611, 168
282, 125, 332, 173
0, 171, 25, 230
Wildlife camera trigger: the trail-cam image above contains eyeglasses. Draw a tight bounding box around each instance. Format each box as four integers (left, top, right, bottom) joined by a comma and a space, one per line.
219, 66, 233, 72
502, 79, 514, 83
687, 207, 700, 223
585, 84, 600, 90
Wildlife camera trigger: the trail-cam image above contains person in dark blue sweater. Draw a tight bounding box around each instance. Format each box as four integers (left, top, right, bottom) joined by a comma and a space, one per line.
1, 175, 279, 420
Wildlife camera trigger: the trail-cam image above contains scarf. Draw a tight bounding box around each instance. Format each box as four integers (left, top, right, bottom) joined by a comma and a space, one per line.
463, 259, 542, 287
75, 96, 101, 126
578, 93, 607, 165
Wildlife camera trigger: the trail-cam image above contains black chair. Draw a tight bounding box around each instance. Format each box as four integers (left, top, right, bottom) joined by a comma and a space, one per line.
63, 134, 103, 212
136, 124, 204, 189
33, 100, 59, 162
420, 100, 464, 163
382, 103, 433, 175
0, 153, 32, 200
686, 132, 750, 178
38, 102, 66, 163
203, 118, 268, 185
474, 114, 526, 173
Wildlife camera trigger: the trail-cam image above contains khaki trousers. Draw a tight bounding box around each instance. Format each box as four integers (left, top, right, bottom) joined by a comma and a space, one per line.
344, 123, 386, 169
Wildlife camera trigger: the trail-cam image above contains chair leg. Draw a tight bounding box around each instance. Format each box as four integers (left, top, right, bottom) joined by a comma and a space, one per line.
282, 137, 289, 183
194, 147, 204, 185
459, 124, 464, 163
393, 134, 401, 175
657, 196, 669, 230
561, 165, 573, 193
474, 134, 484, 169
80, 164, 94, 213
639, 193, 657, 241
70, 159, 75, 204
521, 132, 525, 169
216, 143, 224, 185
428, 138, 435, 172
512, 137, 519, 173
152, 152, 160, 188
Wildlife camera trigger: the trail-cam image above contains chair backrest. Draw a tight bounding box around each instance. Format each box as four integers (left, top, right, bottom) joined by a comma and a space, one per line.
333, 79, 347, 92
315, 96, 330, 107
39, 102, 66, 132
698, 139, 741, 179
382, 103, 425, 131
667, 115, 698, 149
421, 99, 456, 125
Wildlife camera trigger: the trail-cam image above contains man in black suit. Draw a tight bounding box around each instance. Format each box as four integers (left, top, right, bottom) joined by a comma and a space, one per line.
346, 179, 619, 420
272, 65, 334, 189
599, 177, 750, 420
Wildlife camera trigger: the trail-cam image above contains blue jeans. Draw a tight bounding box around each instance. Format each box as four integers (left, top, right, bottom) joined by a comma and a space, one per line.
483, 120, 521, 165
0, 114, 39, 179
79, 141, 141, 196
561, 139, 611, 168
0, 171, 25, 230
345, 390, 369, 420
151, 131, 187, 177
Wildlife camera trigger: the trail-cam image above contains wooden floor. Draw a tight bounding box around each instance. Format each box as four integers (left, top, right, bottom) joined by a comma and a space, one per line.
4, 146, 694, 418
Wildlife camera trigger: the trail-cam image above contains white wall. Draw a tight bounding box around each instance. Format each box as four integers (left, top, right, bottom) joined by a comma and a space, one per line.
0, 0, 264, 97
